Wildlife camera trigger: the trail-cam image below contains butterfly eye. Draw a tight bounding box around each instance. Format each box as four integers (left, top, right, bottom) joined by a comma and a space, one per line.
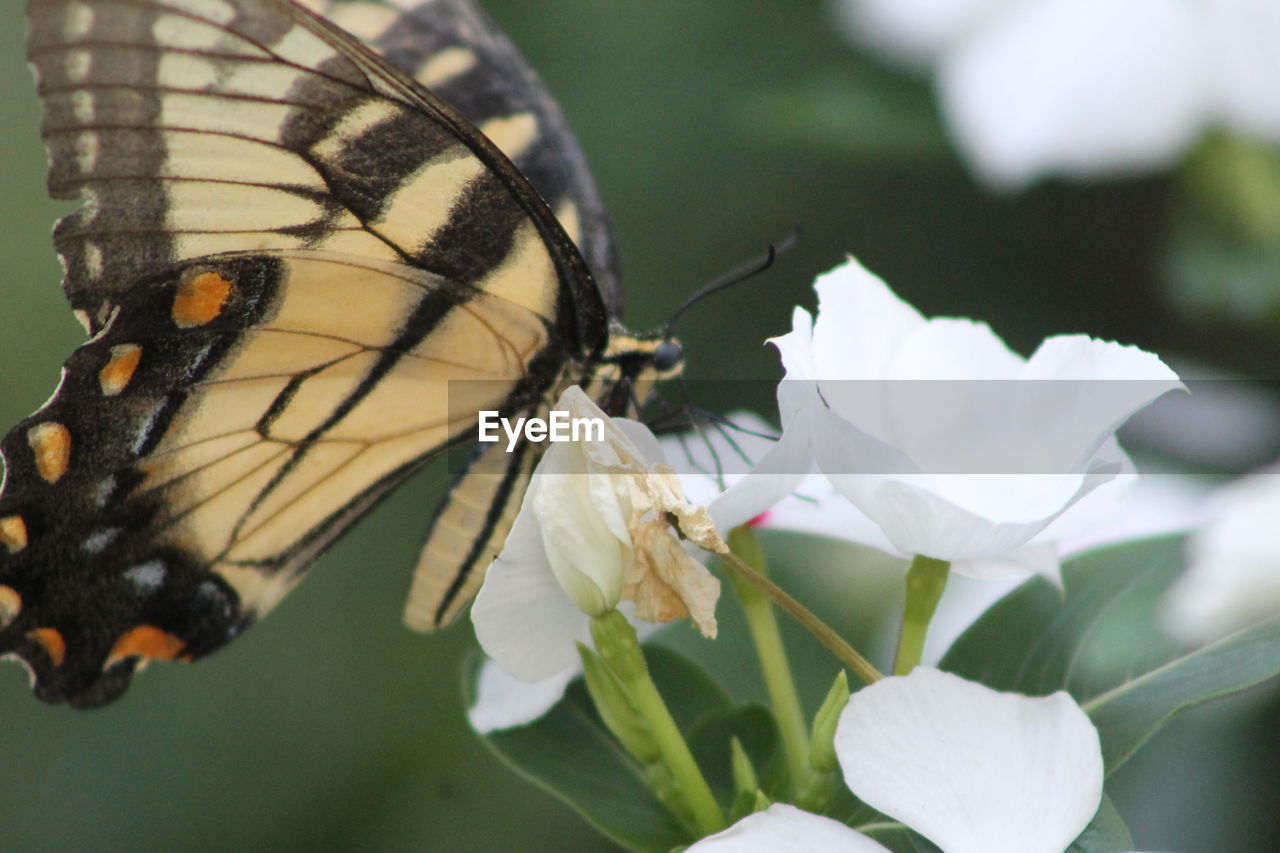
652, 340, 683, 372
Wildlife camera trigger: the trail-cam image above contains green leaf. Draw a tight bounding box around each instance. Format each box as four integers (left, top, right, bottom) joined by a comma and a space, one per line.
941, 535, 1280, 772
476, 676, 686, 853
858, 823, 942, 853
685, 704, 781, 805
728, 737, 763, 823
1083, 613, 1280, 770
470, 646, 734, 853
645, 644, 734, 733
1067, 796, 1134, 853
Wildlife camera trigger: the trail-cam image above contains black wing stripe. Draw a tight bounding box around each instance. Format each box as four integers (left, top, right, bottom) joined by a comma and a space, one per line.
31, 0, 603, 350
402, 433, 536, 630
301, 0, 623, 314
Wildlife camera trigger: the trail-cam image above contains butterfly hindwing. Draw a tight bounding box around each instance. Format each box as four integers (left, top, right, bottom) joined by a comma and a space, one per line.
3, 0, 619, 705
402, 433, 537, 630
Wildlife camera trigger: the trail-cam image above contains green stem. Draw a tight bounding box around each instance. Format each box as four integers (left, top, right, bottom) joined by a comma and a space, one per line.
893, 555, 951, 676
590, 611, 725, 836
717, 548, 882, 685
726, 527, 812, 793
1186, 134, 1280, 245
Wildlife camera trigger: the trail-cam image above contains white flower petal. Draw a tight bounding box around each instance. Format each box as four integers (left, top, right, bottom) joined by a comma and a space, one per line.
1163, 466, 1280, 644
810, 259, 926, 382
468, 609, 666, 732
661, 411, 890, 549
891, 317, 1025, 381
708, 415, 816, 534
533, 442, 630, 616
753, 474, 897, 553
615, 417, 671, 466
1039, 454, 1207, 545
769, 305, 819, 383
468, 660, 580, 733
845, 473, 1077, 559
813, 407, 1119, 558
953, 540, 1061, 583
1206, 0, 1280, 142
831, 0, 1006, 69
837, 668, 1103, 853
686, 803, 891, 853
471, 480, 593, 681
1022, 335, 1182, 465
938, 0, 1208, 188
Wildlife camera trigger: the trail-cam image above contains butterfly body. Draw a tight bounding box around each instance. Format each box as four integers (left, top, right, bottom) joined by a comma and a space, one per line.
0, 0, 678, 707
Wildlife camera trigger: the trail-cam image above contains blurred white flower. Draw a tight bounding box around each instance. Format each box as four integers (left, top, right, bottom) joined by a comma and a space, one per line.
771, 257, 1181, 565
687, 668, 1109, 853
1163, 465, 1280, 644
833, 0, 1280, 187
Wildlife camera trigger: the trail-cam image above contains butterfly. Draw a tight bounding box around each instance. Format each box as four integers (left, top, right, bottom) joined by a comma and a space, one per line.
0, 0, 682, 708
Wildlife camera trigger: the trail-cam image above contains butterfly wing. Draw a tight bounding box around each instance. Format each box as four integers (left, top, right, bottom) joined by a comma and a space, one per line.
295, 0, 629, 631
298, 0, 623, 315
1, 0, 607, 706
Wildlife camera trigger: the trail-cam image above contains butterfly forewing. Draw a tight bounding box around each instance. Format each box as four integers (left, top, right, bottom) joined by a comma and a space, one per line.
28, 0, 605, 347
298, 0, 623, 315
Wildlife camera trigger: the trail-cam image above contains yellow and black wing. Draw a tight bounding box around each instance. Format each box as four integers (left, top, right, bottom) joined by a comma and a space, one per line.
0, 0, 611, 707
296, 0, 628, 630
297, 0, 623, 316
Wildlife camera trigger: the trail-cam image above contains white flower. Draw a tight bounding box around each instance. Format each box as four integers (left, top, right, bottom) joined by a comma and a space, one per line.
684, 803, 892, 852
833, 0, 1280, 187
471, 387, 724, 685
687, 668, 1108, 853
469, 407, 816, 732
1163, 464, 1280, 643
771, 257, 1181, 565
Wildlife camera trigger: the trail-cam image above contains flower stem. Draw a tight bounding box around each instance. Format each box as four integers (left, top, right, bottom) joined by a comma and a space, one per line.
726, 527, 812, 793
717, 545, 882, 685
1186, 134, 1280, 245
590, 611, 726, 836
893, 555, 950, 675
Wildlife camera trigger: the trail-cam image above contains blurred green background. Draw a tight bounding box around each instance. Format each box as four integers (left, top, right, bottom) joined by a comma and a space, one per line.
2, 1, 1279, 851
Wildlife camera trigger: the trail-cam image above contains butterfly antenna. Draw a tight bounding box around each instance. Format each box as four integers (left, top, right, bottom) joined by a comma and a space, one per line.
663, 225, 801, 336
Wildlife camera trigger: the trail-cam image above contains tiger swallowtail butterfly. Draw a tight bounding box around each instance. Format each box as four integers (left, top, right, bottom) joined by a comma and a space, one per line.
0, 0, 681, 708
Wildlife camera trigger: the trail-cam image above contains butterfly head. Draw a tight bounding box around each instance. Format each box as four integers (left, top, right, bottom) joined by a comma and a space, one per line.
587, 325, 685, 419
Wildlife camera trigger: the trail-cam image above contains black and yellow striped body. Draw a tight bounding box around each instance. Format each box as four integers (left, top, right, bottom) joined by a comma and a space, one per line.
0, 0, 679, 707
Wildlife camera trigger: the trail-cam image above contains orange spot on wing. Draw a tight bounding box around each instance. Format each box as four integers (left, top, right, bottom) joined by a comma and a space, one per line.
27, 627, 66, 667
106, 625, 185, 667
27, 423, 71, 484
0, 585, 21, 630
173, 271, 234, 328
0, 515, 28, 553
99, 343, 142, 396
